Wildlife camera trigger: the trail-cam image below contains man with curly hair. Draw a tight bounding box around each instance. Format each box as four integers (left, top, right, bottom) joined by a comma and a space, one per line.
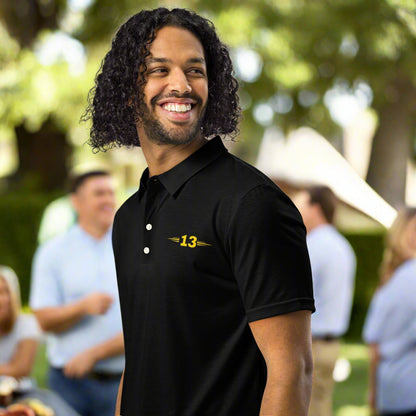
84, 8, 315, 416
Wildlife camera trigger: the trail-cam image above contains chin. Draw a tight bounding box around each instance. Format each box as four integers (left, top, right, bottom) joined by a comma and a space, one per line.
99, 219, 114, 230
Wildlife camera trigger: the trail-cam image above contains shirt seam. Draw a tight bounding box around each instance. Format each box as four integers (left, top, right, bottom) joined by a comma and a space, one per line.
247, 297, 315, 313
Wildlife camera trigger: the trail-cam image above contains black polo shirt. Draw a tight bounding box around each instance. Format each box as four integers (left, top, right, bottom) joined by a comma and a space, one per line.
112, 136, 314, 416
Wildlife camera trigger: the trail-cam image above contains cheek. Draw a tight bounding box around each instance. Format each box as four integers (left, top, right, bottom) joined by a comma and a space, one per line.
198, 81, 209, 102
408, 231, 416, 251
0, 294, 11, 307
144, 81, 163, 104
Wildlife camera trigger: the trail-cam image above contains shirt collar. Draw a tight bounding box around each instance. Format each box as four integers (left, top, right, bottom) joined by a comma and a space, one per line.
138, 136, 227, 199
307, 223, 334, 240
73, 223, 113, 243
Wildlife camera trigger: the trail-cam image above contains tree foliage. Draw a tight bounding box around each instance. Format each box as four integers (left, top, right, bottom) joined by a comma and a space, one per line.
1, 0, 416, 202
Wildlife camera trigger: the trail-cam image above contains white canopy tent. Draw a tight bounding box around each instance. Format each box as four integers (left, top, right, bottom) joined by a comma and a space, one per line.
256, 127, 397, 230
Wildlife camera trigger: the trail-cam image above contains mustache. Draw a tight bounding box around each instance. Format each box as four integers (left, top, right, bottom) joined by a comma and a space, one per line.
150, 92, 203, 107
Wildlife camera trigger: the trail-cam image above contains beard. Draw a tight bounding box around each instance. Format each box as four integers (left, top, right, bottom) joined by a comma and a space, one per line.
138, 93, 206, 146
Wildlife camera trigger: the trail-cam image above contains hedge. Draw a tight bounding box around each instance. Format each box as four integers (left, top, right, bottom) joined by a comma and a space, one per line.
344, 232, 385, 340
0, 191, 59, 304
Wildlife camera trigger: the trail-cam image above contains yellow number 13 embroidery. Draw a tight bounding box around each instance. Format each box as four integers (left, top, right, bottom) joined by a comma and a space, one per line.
180, 235, 197, 248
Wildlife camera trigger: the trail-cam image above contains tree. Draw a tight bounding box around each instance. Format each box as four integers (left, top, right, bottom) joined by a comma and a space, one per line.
1, 0, 416, 205
78, 0, 416, 206
0, 0, 103, 191
213, 0, 416, 207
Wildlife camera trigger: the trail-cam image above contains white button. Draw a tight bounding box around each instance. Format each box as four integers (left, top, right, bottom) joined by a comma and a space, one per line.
143, 247, 150, 254
146, 224, 152, 230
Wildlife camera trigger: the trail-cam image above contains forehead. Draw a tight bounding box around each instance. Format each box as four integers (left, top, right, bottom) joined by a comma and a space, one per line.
0, 277, 8, 290
148, 26, 205, 61
78, 175, 113, 192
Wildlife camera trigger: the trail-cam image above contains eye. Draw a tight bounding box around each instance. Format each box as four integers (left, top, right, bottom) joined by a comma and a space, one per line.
188, 68, 206, 76
148, 67, 168, 75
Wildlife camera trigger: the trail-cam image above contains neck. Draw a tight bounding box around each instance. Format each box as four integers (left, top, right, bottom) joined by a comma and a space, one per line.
308, 219, 329, 232
140, 135, 207, 177
78, 221, 109, 240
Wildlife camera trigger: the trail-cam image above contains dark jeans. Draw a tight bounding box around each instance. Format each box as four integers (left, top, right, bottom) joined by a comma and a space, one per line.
381, 410, 416, 416
48, 367, 120, 416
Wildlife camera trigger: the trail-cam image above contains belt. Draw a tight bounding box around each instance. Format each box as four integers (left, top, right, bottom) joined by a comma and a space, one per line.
88, 371, 123, 382
52, 367, 122, 382
313, 335, 340, 342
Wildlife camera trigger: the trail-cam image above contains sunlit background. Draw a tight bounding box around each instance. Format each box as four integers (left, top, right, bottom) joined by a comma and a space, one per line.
1, 1, 416, 414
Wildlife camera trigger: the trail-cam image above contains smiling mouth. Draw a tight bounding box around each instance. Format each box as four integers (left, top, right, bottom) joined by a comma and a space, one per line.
161, 103, 192, 113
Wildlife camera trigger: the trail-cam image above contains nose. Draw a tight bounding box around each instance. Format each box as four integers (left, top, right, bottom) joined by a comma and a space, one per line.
168, 68, 192, 94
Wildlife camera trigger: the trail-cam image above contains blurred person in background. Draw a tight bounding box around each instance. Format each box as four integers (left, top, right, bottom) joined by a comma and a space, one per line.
294, 185, 356, 416
0, 265, 81, 416
29, 171, 124, 416
363, 207, 416, 416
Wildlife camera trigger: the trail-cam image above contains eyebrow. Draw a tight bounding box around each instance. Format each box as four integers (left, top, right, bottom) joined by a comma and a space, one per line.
146, 57, 206, 65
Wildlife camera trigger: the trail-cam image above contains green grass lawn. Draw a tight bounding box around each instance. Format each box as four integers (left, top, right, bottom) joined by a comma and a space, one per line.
334, 343, 370, 416
32, 342, 48, 388
33, 342, 370, 414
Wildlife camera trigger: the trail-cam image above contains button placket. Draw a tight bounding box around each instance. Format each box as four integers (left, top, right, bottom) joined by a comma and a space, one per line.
142, 180, 156, 257
143, 223, 152, 255
142, 177, 164, 258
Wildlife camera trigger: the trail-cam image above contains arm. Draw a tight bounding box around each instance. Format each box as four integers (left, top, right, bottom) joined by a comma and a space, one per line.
367, 343, 380, 415
249, 310, 313, 416
64, 332, 124, 378
30, 242, 114, 333
115, 369, 124, 416
0, 339, 38, 378
33, 292, 114, 333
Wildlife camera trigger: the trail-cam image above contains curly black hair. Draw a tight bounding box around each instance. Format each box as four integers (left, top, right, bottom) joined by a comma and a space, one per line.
82, 8, 241, 151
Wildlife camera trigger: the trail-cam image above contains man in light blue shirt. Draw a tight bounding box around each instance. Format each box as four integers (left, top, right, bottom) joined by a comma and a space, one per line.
30, 171, 124, 416
294, 186, 356, 416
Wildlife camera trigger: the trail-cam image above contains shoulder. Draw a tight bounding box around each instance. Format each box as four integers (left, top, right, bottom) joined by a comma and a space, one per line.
331, 228, 354, 257
217, 151, 279, 191
395, 258, 416, 276
389, 259, 416, 290
114, 191, 139, 222
374, 261, 416, 303
13, 314, 42, 340
206, 152, 295, 213
312, 226, 354, 255
34, 229, 70, 261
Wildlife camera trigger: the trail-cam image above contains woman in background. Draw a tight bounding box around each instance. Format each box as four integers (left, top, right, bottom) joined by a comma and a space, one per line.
363, 207, 416, 416
0, 266, 80, 416
0, 266, 40, 381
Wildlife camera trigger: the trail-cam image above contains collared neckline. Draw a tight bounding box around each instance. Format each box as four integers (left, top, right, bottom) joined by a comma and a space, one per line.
308, 223, 333, 236
73, 223, 112, 244
138, 136, 227, 199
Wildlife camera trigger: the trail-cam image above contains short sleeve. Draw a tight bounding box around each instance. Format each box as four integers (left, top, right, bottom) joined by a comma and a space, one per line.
29, 242, 63, 309
15, 314, 42, 342
227, 184, 315, 322
362, 290, 384, 343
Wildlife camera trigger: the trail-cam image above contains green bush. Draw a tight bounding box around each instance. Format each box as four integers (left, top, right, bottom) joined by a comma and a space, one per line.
344, 232, 385, 341
0, 191, 59, 304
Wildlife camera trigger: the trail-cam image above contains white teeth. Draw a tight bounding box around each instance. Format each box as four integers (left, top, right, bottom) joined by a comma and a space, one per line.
162, 103, 192, 113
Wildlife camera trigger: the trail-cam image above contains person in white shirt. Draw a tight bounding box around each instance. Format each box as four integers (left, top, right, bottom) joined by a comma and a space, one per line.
294, 185, 356, 416
0, 265, 81, 416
